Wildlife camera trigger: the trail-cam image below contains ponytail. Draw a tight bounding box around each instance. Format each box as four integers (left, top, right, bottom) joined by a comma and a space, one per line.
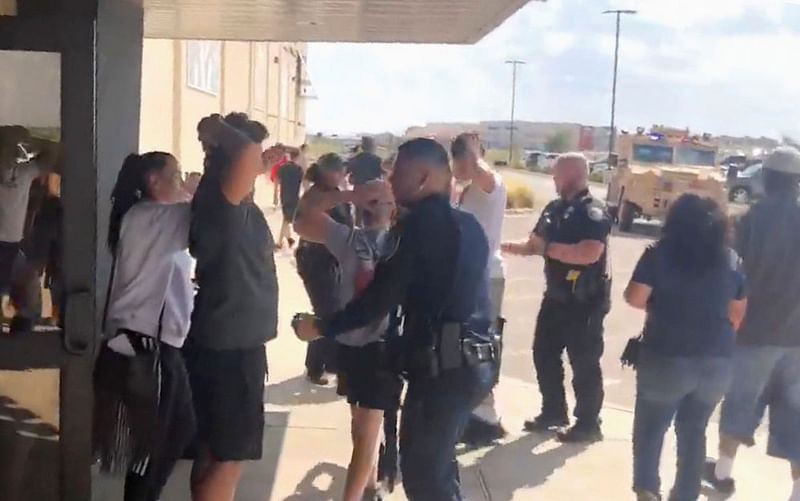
305, 162, 321, 184
108, 151, 172, 254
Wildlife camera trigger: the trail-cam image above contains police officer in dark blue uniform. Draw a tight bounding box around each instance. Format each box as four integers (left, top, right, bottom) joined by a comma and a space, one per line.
294, 138, 497, 501
503, 152, 611, 443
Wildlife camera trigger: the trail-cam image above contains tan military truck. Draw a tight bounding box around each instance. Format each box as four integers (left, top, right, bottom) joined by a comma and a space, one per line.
606, 127, 727, 231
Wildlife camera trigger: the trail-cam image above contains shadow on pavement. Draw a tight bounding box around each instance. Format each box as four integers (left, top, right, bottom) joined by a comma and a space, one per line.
611, 222, 660, 240
282, 461, 347, 501
267, 374, 341, 406
0, 395, 60, 501
463, 433, 587, 501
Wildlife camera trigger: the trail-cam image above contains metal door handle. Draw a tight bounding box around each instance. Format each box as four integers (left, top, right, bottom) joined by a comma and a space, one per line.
63, 289, 94, 355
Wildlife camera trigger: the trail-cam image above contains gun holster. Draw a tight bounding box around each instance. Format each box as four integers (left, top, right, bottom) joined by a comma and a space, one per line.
406, 322, 496, 379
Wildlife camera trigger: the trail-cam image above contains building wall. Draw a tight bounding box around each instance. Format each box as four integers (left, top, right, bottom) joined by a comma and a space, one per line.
139, 39, 308, 181
138, 40, 175, 154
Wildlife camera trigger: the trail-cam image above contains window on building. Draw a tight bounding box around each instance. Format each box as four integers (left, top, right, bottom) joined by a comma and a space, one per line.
186, 41, 221, 95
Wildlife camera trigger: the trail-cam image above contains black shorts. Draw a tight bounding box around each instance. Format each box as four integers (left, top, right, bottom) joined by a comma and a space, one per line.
183, 343, 267, 461
336, 343, 403, 412
281, 202, 298, 221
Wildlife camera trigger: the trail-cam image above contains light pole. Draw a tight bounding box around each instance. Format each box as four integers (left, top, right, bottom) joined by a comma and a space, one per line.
603, 9, 636, 157
505, 59, 525, 165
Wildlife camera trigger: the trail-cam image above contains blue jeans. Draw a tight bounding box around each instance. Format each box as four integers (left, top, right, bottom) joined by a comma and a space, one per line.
400, 362, 495, 501
633, 352, 732, 501
720, 345, 800, 461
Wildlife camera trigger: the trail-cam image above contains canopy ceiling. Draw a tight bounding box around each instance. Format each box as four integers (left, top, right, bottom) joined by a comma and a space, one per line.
143, 0, 538, 43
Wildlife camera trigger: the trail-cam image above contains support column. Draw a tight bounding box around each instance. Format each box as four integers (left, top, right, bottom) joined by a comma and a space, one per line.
60, 1, 144, 499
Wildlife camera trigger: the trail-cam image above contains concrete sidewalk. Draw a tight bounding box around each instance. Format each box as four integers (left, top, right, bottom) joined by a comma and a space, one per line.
94, 219, 790, 501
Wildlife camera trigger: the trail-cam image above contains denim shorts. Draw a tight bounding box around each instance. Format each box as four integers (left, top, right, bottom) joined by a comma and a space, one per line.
720, 345, 800, 461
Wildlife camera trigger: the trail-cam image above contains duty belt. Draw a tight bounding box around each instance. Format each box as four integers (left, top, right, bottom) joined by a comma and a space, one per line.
405, 322, 497, 379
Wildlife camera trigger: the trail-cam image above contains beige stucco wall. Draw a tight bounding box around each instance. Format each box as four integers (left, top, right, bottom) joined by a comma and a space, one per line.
139, 39, 307, 177
139, 39, 175, 155
222, 41, 251, 115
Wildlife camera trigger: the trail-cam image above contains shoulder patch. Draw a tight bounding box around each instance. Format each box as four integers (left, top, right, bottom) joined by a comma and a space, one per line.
588, 206, 605, 222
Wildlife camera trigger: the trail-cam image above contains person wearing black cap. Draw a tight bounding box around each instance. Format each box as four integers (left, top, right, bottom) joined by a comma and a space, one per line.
348, 137, 383, 227
347, 137, 383, 187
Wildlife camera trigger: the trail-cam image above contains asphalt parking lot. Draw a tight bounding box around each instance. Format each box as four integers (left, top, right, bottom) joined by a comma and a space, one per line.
500, 213, 654, 415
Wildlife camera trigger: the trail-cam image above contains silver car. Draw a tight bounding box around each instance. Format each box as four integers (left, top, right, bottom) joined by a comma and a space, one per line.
728, 163, 764, 204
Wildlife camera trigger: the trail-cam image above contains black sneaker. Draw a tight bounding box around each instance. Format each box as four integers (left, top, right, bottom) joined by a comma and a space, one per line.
461, 417, 507, 446
9, 316, 34, 335
556, 423, 603, 443
702, 458, 736, 495
523, 414, 569, 432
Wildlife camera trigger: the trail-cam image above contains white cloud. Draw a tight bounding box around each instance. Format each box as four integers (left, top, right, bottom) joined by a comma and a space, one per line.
543, 32, 577, 56
613, 0, 785, 29
596, 35, 649, 61
306, 0, 800, 139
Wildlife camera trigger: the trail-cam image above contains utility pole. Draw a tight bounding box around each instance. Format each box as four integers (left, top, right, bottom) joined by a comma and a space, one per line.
603, 9, 636, 157
505, 59, 525, 165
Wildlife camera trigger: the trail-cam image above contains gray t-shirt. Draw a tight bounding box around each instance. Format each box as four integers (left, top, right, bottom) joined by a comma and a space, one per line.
735, 195, 800, 346
323, 220, 390, 347
0, 162, 40, 243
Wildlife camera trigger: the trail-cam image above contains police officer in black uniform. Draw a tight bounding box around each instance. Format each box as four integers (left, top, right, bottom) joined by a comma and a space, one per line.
503, 152, 611, 443
294, 138, 497, 501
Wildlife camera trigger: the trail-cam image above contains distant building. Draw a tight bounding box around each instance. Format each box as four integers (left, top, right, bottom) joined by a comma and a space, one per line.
405, 121, 613, 152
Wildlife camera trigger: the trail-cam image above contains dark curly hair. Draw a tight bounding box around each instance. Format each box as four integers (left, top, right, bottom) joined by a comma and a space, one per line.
660, 194, 728, 273
202, 112, 269, 183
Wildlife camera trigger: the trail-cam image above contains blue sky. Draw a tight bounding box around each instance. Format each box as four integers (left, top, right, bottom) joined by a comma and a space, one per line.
306, 0, 800, 139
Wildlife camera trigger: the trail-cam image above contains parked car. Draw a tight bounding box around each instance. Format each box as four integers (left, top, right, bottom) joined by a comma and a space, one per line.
589, 160, 610, 173
728, 163, 764, 204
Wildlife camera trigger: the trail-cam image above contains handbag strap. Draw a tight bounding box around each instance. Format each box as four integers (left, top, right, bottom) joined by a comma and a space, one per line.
101, 251, 117, 335
103, 248, 168, 350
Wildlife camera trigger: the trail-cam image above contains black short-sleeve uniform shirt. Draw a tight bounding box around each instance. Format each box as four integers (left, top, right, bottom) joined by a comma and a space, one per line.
533, 189, 611, 303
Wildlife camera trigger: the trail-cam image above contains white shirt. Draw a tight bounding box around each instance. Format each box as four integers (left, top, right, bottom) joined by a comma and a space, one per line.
0, 162, 40, 243
106, 201, 193, 354
458, 171, 507, 279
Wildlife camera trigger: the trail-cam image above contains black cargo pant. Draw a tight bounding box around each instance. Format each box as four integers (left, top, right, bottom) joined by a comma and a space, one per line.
533, 297, 606, 427
295, 244, 339, 377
